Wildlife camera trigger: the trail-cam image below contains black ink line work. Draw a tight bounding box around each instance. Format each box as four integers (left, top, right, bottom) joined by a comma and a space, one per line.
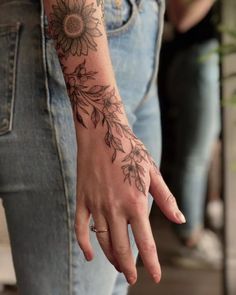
63, 60, 158, 194
96, 0, 105, 21
49, 0, 102, 56
96, 0, 103, 7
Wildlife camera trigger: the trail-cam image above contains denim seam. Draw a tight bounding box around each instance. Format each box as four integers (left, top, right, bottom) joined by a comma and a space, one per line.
134, 0, 165, 111
9, 22, 21, 133
0, 23, 21, 135
40, 1, 72, 294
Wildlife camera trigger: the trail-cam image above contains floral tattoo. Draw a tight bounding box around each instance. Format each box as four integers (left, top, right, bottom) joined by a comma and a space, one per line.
49, 0, 102, 56
63, 60, 158, 194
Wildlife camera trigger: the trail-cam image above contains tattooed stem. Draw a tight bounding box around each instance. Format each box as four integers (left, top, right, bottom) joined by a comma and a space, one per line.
45, 1, 159, 195
62, 59, 158, 194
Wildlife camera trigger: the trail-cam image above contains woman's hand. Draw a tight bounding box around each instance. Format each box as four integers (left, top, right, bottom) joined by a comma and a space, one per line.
74, 119, 186, 285
44, 0, 186, 285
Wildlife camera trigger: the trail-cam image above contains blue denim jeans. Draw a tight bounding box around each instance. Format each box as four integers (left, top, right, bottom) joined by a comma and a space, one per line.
161, 40, 220, 238
0, 0, 164, 294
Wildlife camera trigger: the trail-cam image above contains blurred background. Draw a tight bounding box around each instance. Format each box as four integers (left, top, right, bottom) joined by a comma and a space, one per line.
0, 0, 236, 294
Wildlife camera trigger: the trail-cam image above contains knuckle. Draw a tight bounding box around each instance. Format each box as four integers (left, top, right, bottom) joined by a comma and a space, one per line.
88, 201, 101, 212
128, 195, 147, 215
165, 194, 177, 206
124, 270, 136, 279
114, 245, 130, 257
104, 199, 119, 217
140, 240, 156, 254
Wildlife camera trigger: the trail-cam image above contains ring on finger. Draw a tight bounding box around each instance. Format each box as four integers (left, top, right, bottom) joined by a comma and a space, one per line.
90, 224, 109, 233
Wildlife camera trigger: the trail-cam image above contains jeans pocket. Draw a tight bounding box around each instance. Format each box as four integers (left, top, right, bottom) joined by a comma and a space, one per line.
105, 0, 138, 37
0, 22, 20, 136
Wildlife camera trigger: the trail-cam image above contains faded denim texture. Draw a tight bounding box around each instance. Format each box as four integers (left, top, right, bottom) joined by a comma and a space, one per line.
0, 0, 164, 294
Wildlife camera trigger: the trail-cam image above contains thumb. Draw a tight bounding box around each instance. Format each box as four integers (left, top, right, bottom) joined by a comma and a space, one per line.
149, 166, 186, 224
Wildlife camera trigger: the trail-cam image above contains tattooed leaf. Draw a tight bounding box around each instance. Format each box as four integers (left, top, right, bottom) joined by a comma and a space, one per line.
124, 174, 132, 185
104, 131, 112, 147
135, 178, 146, 194
112, 136, 124, 153
112, 150, 117, 163
89, 85, 109, 97
121, 125, 133, 138
102, 114, 106, 126
91, 107, 100, 128
76, 112, 87, 128
78, 99, 89, 107
115, 124, 123, 137
122, 154, 131, 162
79, 105, 89, 115
136, 163, 145, 176
109, 112, 119, 120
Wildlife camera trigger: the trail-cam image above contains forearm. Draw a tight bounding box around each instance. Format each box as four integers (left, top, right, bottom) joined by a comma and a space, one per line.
44, 0, 132, 152
168, 0, 215, 32
44, 0, 153, 184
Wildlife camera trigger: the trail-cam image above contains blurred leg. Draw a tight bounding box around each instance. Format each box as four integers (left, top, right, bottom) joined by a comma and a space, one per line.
166, 40, 221, 239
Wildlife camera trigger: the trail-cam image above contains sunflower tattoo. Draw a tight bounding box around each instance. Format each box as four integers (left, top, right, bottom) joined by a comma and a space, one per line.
49, 0, 102, 56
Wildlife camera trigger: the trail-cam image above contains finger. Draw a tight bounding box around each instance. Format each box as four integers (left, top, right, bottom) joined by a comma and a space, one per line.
149, 167, 186, 224
109, 217, 137, 285
130, 215, 161, 283
91, 213, 121, 272
74, 201, 94, 261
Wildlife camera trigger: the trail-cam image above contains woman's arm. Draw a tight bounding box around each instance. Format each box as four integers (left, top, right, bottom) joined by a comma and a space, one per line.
168, 0, 215, 32
44, 0, 186, 285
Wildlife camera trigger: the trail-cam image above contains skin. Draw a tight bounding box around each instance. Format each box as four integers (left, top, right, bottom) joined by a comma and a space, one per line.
44, 0, 186, 285
167, 0, 216, 33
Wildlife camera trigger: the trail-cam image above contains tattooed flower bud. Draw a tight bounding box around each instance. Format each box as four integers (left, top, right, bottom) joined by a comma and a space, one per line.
122, 164, 137, 179
130, 146, 146, 163
103, 91, 122, 114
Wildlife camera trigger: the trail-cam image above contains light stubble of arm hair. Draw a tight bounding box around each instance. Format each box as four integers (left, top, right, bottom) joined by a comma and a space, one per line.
45, 0, 158, 195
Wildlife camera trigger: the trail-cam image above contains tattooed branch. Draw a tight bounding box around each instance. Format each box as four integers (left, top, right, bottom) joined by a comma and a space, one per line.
63, 60, 157, 194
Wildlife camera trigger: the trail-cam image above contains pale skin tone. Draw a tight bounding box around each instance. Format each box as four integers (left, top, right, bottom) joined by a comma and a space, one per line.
44, 0, 186, 285
168, 0, 216, 33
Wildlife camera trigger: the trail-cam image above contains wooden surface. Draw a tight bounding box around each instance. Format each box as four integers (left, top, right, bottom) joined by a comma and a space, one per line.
221, 0, 236, 294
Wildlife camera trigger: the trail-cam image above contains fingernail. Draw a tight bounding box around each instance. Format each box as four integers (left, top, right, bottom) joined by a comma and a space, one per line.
152, 273, 161, 283
84, 252, 93, 261
128, 276, 136, 285
175, 211, 186, 224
